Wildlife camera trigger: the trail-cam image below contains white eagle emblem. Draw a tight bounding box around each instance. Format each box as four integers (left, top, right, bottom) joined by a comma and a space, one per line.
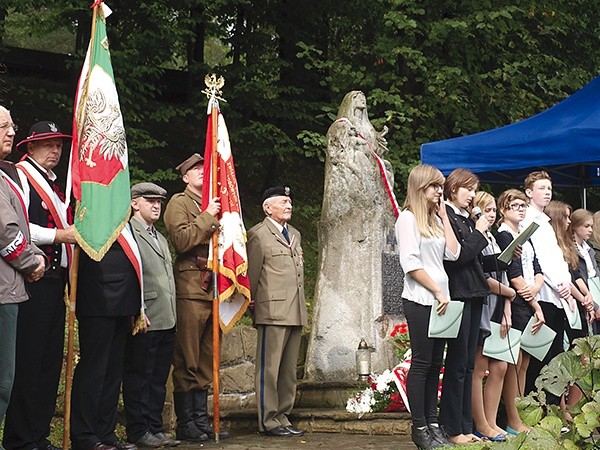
80, 89, 127, 167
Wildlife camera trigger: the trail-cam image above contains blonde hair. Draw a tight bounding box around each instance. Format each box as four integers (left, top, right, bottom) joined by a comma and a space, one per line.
403, 164, 445, 238
570, 209, 593, 233
546, 200, 577, 269
471, 191, 495, 220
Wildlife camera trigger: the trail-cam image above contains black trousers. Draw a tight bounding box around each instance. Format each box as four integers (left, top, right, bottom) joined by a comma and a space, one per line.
439, 298, 483, 436
3, 278, 66, 450
525, 301, 566, 405
123, 328, 175, 441
403, 299, 445, 428
70, 316, 130, 450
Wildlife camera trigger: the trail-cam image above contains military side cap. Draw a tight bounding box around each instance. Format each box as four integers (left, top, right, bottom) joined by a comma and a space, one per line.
175, 153, 204, 175
16, 121, 72, 151
131, 182, 167, 199
262, 186, 293, 202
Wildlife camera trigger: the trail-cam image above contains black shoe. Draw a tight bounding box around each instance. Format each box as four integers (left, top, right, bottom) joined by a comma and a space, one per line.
134, 432, 164, 449
37, 443, 61, 450
428, 424, 454, 447
191, 389, 230, 439
263, 426, 293, 437
411, 426, 434, 450
103, 442, 137, 450
284, 426, 305, 436
175, 423, 208, 443
36, 441, 62, 450
154, 433, 180, 447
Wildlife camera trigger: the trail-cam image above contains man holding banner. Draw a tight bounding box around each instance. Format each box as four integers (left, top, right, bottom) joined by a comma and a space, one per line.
164, 153, 226, 442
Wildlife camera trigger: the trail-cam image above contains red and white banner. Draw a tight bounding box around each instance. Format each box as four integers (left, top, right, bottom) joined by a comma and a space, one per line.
202, 105, 251, 332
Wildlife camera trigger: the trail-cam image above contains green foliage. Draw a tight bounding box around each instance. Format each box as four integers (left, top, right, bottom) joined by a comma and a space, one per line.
509, 336, 600, 449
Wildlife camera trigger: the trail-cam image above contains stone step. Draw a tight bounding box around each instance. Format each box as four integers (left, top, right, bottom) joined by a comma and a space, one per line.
219, 408, 412, 436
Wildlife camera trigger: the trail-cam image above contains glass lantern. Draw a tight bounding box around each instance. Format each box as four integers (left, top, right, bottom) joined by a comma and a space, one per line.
355, 338, 372, 381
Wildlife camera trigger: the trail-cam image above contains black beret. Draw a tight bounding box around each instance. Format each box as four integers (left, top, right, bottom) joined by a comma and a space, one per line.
262, 186, 292, 203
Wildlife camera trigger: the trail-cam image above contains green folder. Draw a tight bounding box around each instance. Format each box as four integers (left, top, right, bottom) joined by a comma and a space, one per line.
482, 322, 522, 364
428, 300, 464, 339
561, 298, 582, 330
498, 221, 539, 264
520, 316, 557, 361
588, 276, 600, 307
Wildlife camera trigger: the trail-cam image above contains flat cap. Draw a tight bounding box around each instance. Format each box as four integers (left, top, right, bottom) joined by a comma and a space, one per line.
262, 186, 293, 203
175, 153, 204, 175
131, 182, 167, 199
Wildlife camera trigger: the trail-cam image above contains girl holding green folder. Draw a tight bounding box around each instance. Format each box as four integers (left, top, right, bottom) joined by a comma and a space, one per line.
395, 164, 459, 449
496, 189, 545, 435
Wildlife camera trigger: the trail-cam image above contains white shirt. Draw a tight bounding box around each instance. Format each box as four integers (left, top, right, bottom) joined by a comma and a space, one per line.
521, 206, 570, 308
17, 159, 68, 268
395, 209, 460, 306
578, 240, 597, 279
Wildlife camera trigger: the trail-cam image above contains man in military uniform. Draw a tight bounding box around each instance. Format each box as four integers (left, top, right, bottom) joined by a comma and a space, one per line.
123, 182, 179, 448
0, 106, 46, 442
164, 153, 228, 441
246, 186, 307, 437
4, 121, 75, 450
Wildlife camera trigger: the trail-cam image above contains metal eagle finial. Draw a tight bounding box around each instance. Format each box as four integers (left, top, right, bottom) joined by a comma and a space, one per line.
202, 74, 226, 104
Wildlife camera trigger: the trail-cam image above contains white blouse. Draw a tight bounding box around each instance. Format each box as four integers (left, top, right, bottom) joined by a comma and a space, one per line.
395, 209, 460, 306
521, 206, 571, 308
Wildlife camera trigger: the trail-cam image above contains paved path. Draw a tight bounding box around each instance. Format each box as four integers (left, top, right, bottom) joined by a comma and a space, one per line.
177, 431, 416, 449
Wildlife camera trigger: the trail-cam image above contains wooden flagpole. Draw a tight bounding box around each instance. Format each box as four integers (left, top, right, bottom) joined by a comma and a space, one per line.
210, 100, 221, 442
63, 3, 99, 446
62, 246, 80, 449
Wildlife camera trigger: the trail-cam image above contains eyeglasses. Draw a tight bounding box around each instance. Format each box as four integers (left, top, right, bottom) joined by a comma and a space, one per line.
508, 203, 527, 211
427, 183, 444, 191
0, 122, 18, 132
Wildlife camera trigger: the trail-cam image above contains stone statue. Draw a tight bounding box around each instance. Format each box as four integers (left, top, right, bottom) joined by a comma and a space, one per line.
305, 91, 398, 381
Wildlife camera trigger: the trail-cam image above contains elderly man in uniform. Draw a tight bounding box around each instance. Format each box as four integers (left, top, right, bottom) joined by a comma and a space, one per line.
0, 106, 46, 439
164, 153, 229, 441
123, 182, 179, 448
4, 121, 76, 450
246, 186, 307, 437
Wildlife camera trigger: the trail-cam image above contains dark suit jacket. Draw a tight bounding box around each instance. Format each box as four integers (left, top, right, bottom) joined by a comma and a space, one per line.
76, 240, 140, 317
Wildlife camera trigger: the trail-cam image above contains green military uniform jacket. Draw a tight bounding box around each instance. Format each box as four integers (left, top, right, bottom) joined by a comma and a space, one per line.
130, 217, 176, 330
247, 218, 308, 327
163, 187, 219, 301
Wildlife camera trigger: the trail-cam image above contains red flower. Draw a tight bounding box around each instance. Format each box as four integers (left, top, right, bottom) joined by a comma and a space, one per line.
399, 323, 409, 334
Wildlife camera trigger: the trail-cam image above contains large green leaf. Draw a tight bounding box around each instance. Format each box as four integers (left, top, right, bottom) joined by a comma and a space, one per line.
516, 393, 544, 426
536, 351, 591, 396
520, 427, 562, 449
573, 400, 600, 437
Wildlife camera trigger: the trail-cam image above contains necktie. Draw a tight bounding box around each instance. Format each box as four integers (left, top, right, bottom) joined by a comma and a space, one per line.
282, 226, 290, 243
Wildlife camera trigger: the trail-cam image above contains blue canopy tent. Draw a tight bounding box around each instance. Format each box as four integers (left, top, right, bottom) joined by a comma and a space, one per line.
421, 77, 600, 207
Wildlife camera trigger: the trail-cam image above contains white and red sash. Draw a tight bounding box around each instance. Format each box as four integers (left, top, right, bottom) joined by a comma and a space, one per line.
117, 225, 144, 309
16, 160, 74, 268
